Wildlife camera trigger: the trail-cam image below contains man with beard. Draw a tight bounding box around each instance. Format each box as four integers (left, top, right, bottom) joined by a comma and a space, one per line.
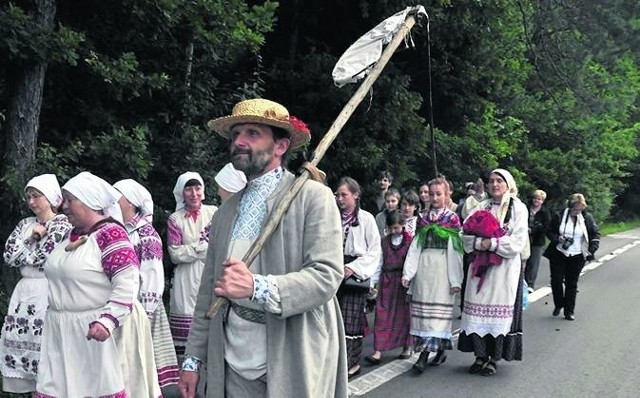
177, 99, 348, 398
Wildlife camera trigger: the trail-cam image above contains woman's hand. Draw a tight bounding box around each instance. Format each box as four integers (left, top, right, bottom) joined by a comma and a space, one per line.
450, 286, 461, 294
32, 224, 47, 239
344, 266, 355, 279
27, 224, 48, 243
401, 278, 410, 288
86, 322, 111, 342
480, 238, 492, 251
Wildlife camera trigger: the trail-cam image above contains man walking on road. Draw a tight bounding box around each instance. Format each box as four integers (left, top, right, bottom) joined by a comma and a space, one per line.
177, 98, 348, 398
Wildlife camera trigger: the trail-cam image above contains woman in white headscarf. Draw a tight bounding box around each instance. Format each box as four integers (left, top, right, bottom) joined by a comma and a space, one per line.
35, 172, 161, 398
167, 171, 217, 360
0, 174, 71, 394
114, 179, 179, 389
215, 162, 247, 202
458, 168, 528, 376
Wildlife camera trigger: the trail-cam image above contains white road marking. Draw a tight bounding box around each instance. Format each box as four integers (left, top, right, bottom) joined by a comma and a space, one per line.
348, 239, 640, 397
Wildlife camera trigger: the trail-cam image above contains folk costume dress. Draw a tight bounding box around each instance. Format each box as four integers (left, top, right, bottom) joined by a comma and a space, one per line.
125, 213, 179, 387
403, 207, 463, 352
35, 221, 161, 398
167, 201, 217, 358
458, 170, 528, 362
370, 232, 413, 353
1, 214, 71, 393
338, 207, 382, 369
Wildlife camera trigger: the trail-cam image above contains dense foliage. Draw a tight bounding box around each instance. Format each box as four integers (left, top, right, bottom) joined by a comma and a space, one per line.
0, 4, 639, 387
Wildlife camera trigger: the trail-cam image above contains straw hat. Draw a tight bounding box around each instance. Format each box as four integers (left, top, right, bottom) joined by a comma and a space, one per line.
207, 99, 311, 149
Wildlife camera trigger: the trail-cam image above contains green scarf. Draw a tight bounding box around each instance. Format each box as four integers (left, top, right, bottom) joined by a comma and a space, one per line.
414, 224, 463, 253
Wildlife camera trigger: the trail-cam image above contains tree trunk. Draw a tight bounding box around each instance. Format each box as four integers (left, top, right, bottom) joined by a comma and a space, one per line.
4, 0, 56, 185
1, 0, 56, 300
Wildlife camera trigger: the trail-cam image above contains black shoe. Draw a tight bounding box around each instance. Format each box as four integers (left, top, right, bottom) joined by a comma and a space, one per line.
412, 351, 430, 374
398, 349, 413, 360
552, 307, 561, 316
429, 350, 447, 366
364, 354, 382, 365
565, 312, 575, 321
468, 357, 486, 374
481, 361, 497, 376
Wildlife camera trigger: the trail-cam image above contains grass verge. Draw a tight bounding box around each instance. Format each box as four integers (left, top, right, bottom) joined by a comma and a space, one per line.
600, 218, 640, 236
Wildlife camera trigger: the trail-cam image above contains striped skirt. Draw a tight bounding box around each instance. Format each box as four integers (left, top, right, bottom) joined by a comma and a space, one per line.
150, 302, 179, 387
169, 313, 193, 359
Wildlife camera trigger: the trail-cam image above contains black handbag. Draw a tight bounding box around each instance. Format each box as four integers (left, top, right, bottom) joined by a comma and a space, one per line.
342, 255, 371, 292
343, 275, 371, 292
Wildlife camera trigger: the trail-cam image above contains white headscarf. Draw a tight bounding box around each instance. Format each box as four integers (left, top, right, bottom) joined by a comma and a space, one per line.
490, 168, 519, 225
173, 171, 205, 211
113, 179, 154, 222
492, 168, 518, 197
25, 173, 63, 207
214, 163, 247, 194
63, 171, 123, 223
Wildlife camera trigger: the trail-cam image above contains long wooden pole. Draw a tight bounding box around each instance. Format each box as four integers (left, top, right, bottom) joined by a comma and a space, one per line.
206, 9, 421, 319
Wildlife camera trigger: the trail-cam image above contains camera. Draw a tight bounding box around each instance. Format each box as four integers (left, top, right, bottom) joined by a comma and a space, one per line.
561, 237, 574, 250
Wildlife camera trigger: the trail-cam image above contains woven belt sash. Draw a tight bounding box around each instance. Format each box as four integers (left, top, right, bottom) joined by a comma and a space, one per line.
231, 302, 266, 324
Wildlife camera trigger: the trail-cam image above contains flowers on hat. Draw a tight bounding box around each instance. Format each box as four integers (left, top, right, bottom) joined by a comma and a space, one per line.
288, 115, 310, 134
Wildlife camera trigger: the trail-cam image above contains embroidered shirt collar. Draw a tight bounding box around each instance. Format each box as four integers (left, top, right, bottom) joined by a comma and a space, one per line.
245, 166, 284, 199
231, 166, 284, 240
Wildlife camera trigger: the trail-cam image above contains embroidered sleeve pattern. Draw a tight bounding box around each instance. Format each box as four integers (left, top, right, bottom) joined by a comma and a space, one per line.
167, 213, 206, 264
94, 223, 139, 332
4, 217, 71, 270
251, 274, 270, 304
181, 355, 203, 372
3, 218, 31, 267
198, 223, 211, 243
137, 224, 165, 316
22, 216, 72, 270
264, 275, 283, 314
95, 224, 139, 279
167, 216, 183, 245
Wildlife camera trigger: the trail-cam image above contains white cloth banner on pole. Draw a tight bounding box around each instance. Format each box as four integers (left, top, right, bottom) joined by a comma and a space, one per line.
332, 5, 427, 87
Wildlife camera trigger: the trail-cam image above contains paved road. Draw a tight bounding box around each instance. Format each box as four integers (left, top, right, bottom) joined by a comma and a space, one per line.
349, 228, 640, 397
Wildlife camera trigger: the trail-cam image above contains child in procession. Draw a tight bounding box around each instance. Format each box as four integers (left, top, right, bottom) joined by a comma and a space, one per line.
365, 210, 414, 365
402, 177, 464, 373
375, 188, 402, 237
400, 190, 420, 237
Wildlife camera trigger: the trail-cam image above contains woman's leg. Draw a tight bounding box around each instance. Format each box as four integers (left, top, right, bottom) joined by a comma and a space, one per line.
525, 245, 544, 289
563, 255, 586, 317
549, 258, 568, 311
